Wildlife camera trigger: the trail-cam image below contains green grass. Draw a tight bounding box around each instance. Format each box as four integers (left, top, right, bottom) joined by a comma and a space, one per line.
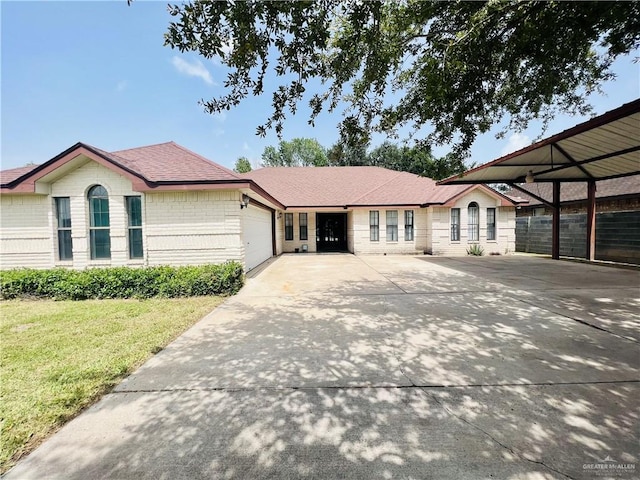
0, 296, 223, 473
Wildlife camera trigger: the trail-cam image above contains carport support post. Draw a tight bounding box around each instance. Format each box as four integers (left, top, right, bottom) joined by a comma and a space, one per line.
552, 181, 560, 260
586, 180, 596, 261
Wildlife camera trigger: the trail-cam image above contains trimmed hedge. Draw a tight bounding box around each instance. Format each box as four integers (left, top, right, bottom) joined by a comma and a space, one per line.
0, 262, 244, 300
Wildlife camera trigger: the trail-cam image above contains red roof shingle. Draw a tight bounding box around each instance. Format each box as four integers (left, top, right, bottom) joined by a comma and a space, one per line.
243, 166, 488, 207
504, 175, 640, 206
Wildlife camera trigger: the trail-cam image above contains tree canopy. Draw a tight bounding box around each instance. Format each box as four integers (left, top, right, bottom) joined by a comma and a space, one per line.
261, 138, 328, 167
259, 137, 467, 180
165, 1, 640, 153
233, 156, 252, 173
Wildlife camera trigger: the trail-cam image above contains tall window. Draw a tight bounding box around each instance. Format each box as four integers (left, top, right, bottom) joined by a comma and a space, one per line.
468, 202, 479, 242
88, 185, 111, 259
369, 211, 379, 241
55, 197, 73, 260
487, 208, 496, 241
404, 210, 414, 241
299, 213, 308, 241
284, 213, 293, 241
451, 208, 460, 241
126, 196, 144, 259
386, 210, 398, 241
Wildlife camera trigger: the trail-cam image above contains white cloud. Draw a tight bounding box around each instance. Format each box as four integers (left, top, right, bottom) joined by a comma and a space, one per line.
211, 38, 235, 65
213, 128, 225, 137
242, 142, 251, 152
501, 133, 531, 156
171, 56, 216, 85
116, 80, 127, 92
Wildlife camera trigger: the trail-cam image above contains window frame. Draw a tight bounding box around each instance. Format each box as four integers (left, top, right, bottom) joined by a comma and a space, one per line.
404, 210, 414, 242
88, 185, 111, 260
451, 208, 460, 242
299, 213, 308, 241
386, 210, 398, 242
126, 196, 144, 259
284, 213, 294, 241
54, 197, 73, 261
486, 208, 496, 241
468, 202, 479, 242
369, 211, 379, 242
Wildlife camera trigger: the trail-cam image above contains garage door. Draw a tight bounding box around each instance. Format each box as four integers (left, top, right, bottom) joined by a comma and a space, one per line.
242, 204, 273, 271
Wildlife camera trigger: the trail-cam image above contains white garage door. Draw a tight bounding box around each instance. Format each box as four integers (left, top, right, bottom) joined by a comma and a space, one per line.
242, 204, 273, 271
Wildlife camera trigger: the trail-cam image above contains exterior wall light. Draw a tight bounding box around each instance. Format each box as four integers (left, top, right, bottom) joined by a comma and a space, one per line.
240, 194, 250, 209
525, 170, 535, 184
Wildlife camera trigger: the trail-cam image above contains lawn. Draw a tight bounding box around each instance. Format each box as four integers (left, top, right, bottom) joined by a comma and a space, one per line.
0, 296, 223, 473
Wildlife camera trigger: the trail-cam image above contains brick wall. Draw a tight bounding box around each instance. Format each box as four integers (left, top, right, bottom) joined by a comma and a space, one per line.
515, 211, 640, 264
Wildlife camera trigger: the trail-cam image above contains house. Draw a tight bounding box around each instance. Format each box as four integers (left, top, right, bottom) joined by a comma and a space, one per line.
0, 141, 521, 271
505, 176, 640, 263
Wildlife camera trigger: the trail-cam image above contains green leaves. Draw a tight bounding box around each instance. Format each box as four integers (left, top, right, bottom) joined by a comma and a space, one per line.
234, 156, 252, 173
260, 137, 328, 166
165, 0, 640, 153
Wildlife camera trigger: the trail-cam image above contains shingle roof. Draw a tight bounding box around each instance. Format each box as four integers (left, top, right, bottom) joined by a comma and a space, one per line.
109, 142, 240, 182
504, 175, 640, 206
0, 142, 243, 190
0, 165, 38, 184
242, 166, 484, 207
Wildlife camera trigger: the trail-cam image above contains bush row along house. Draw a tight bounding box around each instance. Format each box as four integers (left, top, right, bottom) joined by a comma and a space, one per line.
0, 142, 523, 271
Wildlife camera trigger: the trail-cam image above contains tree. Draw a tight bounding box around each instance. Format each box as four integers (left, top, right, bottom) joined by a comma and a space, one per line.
165, 1, 640, 153
261, 138, 327, 166
261, 138, 328, 167
234, 156, 252, 173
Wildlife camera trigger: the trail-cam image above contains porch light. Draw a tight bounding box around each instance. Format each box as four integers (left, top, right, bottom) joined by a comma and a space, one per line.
240, 194, 250, 209
525, 170, 535, 184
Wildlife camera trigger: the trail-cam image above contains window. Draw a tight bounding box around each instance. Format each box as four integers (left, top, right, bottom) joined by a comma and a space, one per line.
299, 213, 308, 241
369, 211, 379, 241
126, 196, 144, 259
468, 202, 479, 242
284, 213, 294, 241
404, 210, 414, 241
451, 208, 460, 241
88, 185, 111, 259
386, 210, 398, 242
55, 197, 73, 260
487, 208, 496, 241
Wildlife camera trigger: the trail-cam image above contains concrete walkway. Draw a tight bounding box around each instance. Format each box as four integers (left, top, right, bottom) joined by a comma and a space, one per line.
5, 255, 639, 479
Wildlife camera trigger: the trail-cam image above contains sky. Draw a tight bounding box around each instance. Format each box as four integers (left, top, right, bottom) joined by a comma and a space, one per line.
1, 1, 639, 172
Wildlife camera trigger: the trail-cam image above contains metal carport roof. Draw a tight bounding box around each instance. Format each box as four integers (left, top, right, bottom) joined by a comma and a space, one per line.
439, 99, 640, 261
439, 99, 640, 185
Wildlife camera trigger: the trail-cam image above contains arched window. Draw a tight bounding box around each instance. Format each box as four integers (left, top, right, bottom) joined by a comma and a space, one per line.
468, 202, 479, 242
88, 185, 111, 259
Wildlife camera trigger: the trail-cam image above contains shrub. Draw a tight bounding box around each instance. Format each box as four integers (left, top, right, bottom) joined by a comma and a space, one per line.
0, 262, 244, 300
466, 244, 485, 256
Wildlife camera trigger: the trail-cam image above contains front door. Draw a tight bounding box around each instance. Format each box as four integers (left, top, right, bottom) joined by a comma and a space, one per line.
316, 213, 348, 252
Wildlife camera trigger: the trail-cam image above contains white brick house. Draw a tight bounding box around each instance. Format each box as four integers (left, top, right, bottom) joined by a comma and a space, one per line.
0, 142, 521, 271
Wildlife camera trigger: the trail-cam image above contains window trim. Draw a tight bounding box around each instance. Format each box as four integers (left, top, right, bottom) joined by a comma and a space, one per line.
451, 208, 460, 242
404, 210, 414, 242
284, 212, 294, 241
369, 210, 379, 242
126, 196, 144, 259
468, 202, 479, 243
54, 197, 73, 261
487, 207, 496, 241
386, 210, 398, 242
88, 185, 111, 260
299, 213, 308, 241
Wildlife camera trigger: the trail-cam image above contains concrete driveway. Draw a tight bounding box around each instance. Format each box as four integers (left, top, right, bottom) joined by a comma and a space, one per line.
5, 255, 639, 479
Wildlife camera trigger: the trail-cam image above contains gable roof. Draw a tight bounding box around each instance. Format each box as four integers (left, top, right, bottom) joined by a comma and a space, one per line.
243, 166, 516, 207
0, 141, 248, 194
1, 141, 518, 208
504, 175, 640, 206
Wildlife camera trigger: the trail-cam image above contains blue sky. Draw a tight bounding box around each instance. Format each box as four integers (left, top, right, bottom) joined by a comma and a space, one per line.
2, 1, 639, 172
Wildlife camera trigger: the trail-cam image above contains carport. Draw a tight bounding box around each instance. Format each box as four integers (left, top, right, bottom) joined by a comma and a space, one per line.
439, 99, 640, 261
